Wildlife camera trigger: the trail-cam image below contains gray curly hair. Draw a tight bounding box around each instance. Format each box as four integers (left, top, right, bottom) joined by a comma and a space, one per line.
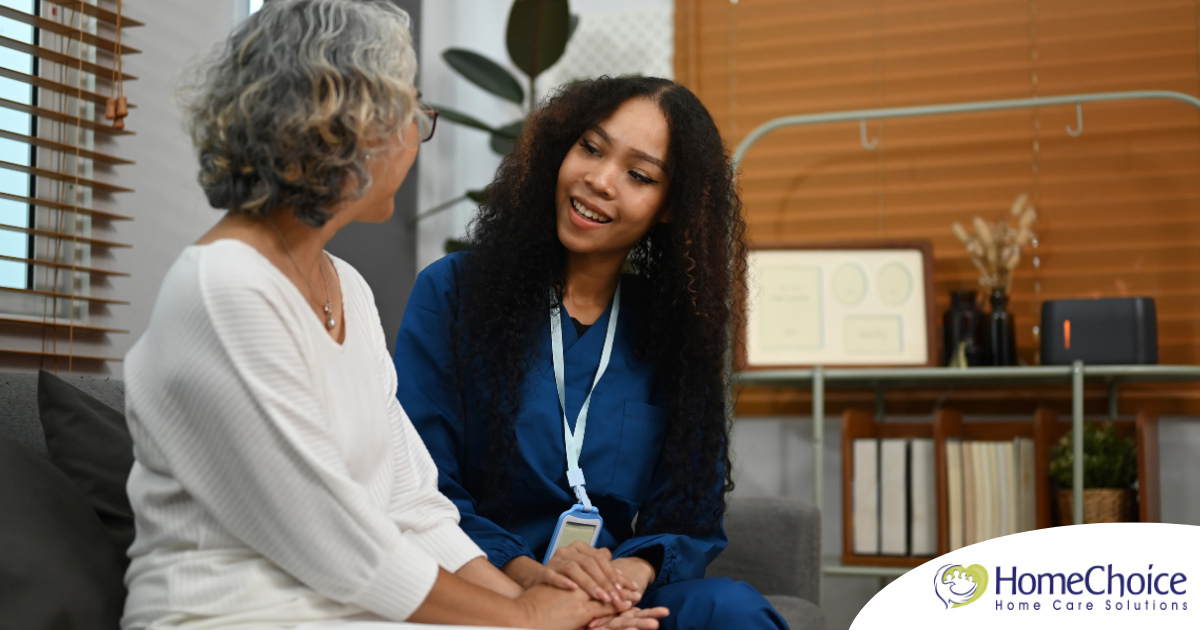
184, 0, 420, 226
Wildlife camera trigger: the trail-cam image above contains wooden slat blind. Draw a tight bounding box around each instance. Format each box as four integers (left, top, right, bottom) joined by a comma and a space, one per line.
0, 0, 137, 371
42, 0, 144, 28
0, 5, 140, 53
677, 0, 1200, 412
0, 35, 137, 81
0, 66, 135, 108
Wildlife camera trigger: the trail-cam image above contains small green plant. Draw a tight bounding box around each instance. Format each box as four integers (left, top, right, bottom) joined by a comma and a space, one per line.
1048, 422, 1137, 489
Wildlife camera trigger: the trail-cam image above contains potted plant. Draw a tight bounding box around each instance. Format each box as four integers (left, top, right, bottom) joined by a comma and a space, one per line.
949, 194, 1038, 366
418, 0, 580, 254
1048, 422, 1137, 524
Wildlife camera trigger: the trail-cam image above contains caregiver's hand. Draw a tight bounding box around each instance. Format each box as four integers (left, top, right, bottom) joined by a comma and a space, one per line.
504, 545, 640, 610
585, 605, 671, 630
609, 557, 655, 594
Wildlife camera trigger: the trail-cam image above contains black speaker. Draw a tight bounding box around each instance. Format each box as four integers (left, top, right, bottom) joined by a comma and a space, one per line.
1040, 297, 1157, 365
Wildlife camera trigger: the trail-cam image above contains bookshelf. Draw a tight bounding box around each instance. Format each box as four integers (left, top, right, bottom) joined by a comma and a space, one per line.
840, 406, 1160, 567
735, 363, 1200, 584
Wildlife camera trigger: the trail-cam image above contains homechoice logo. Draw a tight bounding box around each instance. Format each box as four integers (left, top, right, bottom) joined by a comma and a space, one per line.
851, 525, 1199, 629
935, 564, 988, 609
989, 564, 1188, 613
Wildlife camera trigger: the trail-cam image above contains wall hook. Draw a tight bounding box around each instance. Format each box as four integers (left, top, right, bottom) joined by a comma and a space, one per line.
859, 119, 878, 150
1066, 102, 1084, 137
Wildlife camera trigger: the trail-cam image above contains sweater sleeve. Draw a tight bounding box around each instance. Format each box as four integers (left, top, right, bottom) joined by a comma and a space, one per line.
128, 250, 439, 621
394, 256, 538, 569
340, 260, 486, 573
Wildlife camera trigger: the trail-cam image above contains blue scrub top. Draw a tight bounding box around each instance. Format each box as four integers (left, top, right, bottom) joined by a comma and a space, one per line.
395, 252, 727, 589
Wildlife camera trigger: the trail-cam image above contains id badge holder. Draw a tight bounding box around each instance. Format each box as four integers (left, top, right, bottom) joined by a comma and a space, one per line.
543, 504, 603, 564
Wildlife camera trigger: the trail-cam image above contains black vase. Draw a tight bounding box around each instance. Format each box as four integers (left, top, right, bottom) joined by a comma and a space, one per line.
943, 289, 986, 366
987, 289, 1018, 366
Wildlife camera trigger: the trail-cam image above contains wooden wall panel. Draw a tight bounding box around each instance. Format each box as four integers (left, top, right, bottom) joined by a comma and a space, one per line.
677, 0, 1200, 412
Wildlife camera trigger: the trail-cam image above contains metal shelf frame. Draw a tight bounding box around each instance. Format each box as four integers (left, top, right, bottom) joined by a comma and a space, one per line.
736, 364, 1200, 583
729, 89, 1200, 166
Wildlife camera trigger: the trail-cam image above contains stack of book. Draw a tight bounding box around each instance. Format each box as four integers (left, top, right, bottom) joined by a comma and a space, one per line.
852, 438, 938, 556
844, 407, 1158, 565
944, 438, 1037, 550
852, 437, 1038, 556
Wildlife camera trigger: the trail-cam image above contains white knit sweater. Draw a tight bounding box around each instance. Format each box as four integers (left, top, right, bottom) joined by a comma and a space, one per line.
122, 240, 484, 629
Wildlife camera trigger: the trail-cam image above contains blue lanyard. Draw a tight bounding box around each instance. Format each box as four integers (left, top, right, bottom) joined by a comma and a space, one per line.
550, 281, 620, 513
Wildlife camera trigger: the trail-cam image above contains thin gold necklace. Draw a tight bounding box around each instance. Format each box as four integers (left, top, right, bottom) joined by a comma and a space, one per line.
268, 219, 336, 330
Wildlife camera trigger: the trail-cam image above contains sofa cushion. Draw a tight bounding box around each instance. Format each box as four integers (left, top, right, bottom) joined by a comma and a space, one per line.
0, 432, 126, 630
706, 496, 821, 603
55, 372, 126, 415
765, 594, 826, 630
38, 370, 136, 569
0, 371, 47, 456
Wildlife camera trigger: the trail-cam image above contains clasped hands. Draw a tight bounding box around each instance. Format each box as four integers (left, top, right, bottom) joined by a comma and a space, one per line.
506, 542, 669, 629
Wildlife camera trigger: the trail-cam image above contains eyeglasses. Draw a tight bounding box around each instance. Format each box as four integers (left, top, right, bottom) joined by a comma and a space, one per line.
415, 91, 438, 143
416, 107, 438, 143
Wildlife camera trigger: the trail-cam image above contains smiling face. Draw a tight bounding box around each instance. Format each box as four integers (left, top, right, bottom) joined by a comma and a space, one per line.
555, 97, 671, 258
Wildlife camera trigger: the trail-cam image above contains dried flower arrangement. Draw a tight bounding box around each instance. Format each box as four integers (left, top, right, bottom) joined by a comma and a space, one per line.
952, 194, 1038, 293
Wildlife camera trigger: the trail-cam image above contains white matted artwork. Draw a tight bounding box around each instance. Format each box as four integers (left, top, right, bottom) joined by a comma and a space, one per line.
744, 243, 936, 367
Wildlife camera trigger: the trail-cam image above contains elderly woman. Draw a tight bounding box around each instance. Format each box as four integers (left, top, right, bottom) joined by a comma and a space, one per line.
120, 2, 650, 629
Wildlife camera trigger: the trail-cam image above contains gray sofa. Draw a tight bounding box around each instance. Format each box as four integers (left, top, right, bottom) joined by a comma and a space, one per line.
1, 371, 127, 458
0, 371, 824, 629
706, 497, 825, 629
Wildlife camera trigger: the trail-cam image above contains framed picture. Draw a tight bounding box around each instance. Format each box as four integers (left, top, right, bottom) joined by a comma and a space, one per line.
741, 240, 937, 368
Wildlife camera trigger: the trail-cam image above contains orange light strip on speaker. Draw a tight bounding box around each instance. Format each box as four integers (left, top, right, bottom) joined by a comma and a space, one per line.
1064, 319, 1072, 350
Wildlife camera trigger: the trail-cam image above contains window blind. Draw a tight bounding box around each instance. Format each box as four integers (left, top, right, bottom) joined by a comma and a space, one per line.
677, 0, 1200, 414
0, 0, 137, 371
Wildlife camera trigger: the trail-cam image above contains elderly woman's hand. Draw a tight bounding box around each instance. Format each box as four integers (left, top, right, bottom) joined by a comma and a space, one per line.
585, 605, 671, 629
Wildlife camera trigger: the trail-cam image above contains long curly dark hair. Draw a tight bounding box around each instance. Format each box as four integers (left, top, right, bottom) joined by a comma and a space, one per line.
455, 76, 746, 537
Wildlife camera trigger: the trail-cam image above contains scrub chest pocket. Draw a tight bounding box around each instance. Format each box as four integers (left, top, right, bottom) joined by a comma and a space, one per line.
609, 401, 669, 501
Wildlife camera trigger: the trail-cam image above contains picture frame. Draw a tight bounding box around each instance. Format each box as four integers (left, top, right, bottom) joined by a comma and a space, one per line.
740, 240, 938, 369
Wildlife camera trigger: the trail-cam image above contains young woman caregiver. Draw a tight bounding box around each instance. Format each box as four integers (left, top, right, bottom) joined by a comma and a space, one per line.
122, 1, 633, 628
395, 77, 788, 630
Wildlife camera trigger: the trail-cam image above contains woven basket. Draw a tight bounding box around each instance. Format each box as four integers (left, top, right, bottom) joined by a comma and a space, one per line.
1056, 488, 1134, 524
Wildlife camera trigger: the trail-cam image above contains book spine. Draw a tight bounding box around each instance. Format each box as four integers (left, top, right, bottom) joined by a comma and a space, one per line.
963, 441, 977, 546
946, 439, 964, 551
1018, 437, 1037, 532
1003, 441, 1018, 536
853, 438, 880, 555
997, 441, 1010, 537
880, 438, 909, 555
910, 438, 937, 556
976, 442, 992, 543
987, 442, 1000, 542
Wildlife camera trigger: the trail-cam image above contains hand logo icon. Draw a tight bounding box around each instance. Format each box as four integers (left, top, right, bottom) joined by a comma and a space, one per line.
934, 564, 988, 609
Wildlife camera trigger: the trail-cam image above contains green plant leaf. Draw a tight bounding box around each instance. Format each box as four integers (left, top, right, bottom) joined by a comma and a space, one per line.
1048, 421, 1137, 489
428, 104, 500, 135
466, 187, 491, 204
506, 0, 570, 81
490, 120, 525, 156
443, 49, 524, 104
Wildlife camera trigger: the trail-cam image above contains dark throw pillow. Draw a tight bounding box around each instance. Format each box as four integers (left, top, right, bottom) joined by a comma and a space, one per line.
0, 432, 126, 630
37, 370, 136, 569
